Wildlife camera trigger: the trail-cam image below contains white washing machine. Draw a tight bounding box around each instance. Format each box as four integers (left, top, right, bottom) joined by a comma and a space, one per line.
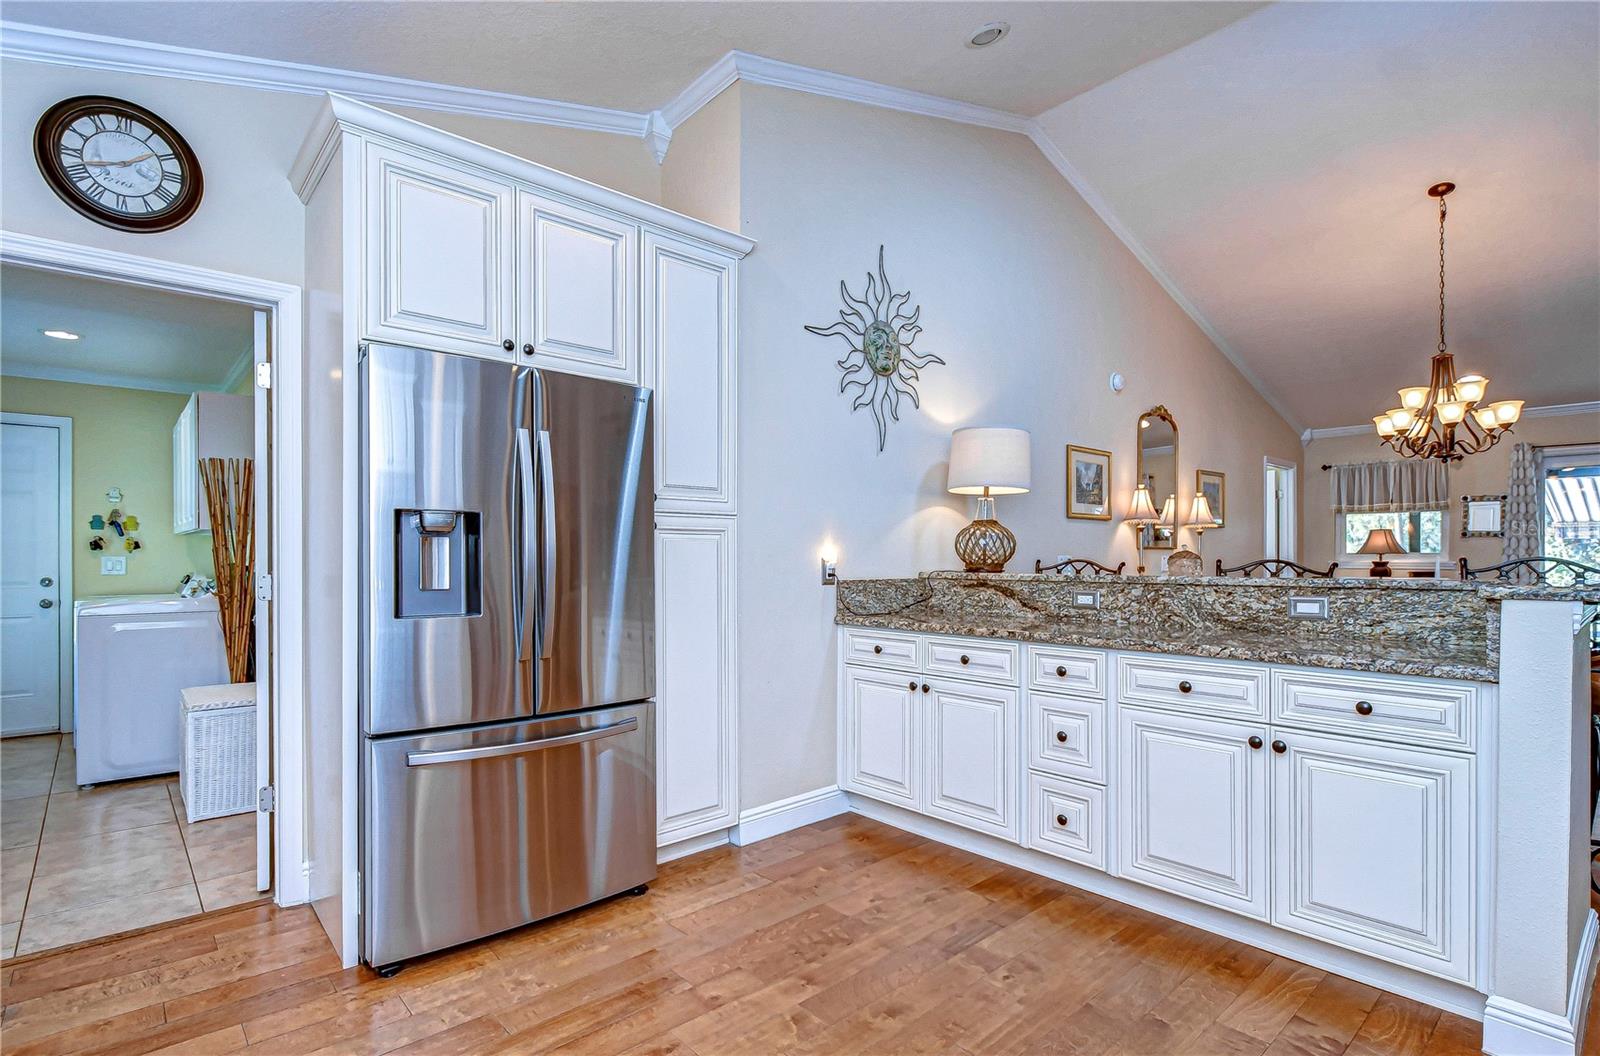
74, 594, 227, 787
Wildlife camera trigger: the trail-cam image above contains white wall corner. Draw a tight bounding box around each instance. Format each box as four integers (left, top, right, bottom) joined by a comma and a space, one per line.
729, 785, 850, 847
644, 110, 673, 164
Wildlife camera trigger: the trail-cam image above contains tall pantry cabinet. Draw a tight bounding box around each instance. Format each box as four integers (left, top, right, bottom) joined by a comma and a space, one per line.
292, 94, 751, 967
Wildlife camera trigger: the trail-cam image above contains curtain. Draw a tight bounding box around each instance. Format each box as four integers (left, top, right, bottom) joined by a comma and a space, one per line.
1328, 460, 1449, 513
1502, 442, 1541, 573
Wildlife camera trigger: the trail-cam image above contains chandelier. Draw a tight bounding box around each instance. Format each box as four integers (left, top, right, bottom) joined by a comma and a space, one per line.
1371, 182, 1522, 461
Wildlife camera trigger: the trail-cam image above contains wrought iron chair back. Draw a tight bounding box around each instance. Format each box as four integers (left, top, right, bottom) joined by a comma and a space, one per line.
1035, 557, 1126, 577
1214, 559, 1339, 579
1457, 556, 1600, 586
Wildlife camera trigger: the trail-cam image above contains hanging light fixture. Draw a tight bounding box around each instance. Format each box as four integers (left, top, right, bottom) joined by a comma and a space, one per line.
1371, 182, 1522, 462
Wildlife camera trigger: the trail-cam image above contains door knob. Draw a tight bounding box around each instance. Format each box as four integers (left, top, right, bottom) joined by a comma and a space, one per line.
1248, 735, 1263, 749
1271, 739, 1287, 754
1055, 731, 1068, 743
522, 343, 535, 357
39, 576, 53, 587
1355, 700, 1374, 715
39, 599, 53, 609
501, 339, 515, 352
921, 683, 930, 694
1178, 680, 1193, 693
908, 681, 917, 691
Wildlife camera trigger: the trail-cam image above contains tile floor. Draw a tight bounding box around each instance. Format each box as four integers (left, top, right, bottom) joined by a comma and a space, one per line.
0, 733, 264, 959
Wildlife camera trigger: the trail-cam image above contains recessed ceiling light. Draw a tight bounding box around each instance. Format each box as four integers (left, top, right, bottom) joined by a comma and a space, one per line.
41, 329, 80, 341
967, 21, 1010, 48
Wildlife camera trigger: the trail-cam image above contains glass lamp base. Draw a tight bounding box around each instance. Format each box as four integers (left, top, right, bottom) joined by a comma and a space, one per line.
954, 518, 1016, 573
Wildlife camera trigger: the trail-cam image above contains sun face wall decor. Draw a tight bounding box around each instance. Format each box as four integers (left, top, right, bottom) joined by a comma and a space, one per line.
804, 246, 945, 452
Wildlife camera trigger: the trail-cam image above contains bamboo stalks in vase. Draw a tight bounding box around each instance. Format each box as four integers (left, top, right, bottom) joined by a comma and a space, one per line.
199, 457, 255, 684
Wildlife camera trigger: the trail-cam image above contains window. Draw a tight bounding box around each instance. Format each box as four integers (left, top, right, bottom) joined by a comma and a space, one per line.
1340, 510, 1445, 559
1542, 446, 1600, 568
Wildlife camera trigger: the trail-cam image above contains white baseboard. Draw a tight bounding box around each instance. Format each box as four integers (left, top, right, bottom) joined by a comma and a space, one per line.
730, 785, 849, 847
1484, 910, 1600, 1056
657, 828, 729, 864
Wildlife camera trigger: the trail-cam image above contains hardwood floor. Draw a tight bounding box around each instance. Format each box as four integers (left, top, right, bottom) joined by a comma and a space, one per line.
0, 813, 1564, 1054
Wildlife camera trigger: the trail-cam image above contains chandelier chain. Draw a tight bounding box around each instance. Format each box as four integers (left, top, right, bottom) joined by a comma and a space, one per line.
1437, 195, 1447, 354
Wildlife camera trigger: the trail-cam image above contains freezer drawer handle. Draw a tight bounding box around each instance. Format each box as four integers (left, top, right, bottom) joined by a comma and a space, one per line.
405, 716, 639, 767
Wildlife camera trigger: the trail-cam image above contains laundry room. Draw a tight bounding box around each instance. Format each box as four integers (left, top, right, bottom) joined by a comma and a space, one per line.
0, 265, 268, 957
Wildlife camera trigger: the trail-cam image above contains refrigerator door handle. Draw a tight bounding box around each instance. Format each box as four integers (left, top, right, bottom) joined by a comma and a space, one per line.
537, 428, 556, 661
404, 716, 638, 767
515, 427, 537, 663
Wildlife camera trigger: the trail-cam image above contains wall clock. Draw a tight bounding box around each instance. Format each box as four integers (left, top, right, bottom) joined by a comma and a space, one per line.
33, 96, 203, 233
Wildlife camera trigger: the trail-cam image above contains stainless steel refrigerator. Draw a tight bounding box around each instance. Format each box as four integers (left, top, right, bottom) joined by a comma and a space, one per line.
360, 341, 656, 970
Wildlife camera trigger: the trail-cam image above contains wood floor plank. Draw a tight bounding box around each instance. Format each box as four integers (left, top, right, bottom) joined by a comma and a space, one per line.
1215, 956, 1327, 1043
1344, 993, 1442, 1056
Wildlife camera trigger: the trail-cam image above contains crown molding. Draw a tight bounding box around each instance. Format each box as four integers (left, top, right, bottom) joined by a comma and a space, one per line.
0, 21, 649, 137
656, 51, 741, 133
1302, 400, 1600, 444
0, 360, 233, 395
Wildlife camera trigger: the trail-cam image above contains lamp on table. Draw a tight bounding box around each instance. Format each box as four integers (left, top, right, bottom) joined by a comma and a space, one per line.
1357, 528, 1403, 578
947, 427, 1031, 573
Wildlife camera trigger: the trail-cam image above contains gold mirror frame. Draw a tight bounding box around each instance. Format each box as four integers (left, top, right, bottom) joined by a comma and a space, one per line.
1137, 405, 1179, 550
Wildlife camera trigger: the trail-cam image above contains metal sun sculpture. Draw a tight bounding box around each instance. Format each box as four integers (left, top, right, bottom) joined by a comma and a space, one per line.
804, 246, 945, 452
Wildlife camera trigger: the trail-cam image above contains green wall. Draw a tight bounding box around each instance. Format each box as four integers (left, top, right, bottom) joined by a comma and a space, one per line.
1, 376, 217, 598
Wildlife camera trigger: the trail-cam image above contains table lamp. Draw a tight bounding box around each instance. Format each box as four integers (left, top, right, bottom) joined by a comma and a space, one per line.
1123, 483, 1160, 575
1357, 527, 1403, 578
1184, 493, 1216, 556
948, 427, 1031, 572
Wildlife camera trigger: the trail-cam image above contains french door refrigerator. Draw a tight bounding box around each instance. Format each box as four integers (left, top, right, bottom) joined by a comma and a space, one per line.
360, 341, 656, 970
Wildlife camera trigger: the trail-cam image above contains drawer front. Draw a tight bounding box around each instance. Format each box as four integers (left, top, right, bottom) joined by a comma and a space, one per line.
1272, 669, 1477, 752
1028, 645, 1106, 699
843, 629, 920, 671
1027, 691, 1105, 784
1027, 773, 1106, 871
925, 637, 1019, 685
1118, 654, 1269, 721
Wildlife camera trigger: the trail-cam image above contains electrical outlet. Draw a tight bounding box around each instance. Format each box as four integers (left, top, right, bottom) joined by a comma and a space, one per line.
100, 556, 127, 576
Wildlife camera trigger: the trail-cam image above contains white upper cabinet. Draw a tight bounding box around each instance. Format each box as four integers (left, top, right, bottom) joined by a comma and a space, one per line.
365, 144, 515, 359
517, 192, 637, 381
644, 234, 736, 513
925, 680, 1019, 841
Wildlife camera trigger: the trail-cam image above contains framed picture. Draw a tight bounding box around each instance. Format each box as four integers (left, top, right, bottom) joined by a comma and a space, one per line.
1066, 445, 1112, 521
1196, 469, 1226, 529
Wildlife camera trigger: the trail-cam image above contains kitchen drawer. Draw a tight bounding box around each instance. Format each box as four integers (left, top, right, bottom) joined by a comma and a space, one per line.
925, 636, 1019, 685
1027, 773, 1106, 871
1027, 691, 1105, 784
842, 628, 920, 671
1272, 669, 1478, 753
1027, 645, 1106, 699
1118, 654, 1268, 721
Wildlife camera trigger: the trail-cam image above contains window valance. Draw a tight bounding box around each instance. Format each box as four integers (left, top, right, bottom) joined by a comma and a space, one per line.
1328, 460, 1448, 513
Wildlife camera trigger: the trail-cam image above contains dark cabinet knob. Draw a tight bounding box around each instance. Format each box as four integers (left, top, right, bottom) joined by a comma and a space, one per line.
1271, 739, 1287, 754
1248, 735, 1263, 749
501, 339, 515, 352
873, 645, 883, 654
1355, 700, 1374, 715
959, 654, 970, 665
1055, 731, 1068, 744
1178, 680, 1193, 694
921, 683, 930, 694
1055, 814, 1069, 827
1056, 665, 1068, 678
522, 343, 535, 356
908, 681, 917, 691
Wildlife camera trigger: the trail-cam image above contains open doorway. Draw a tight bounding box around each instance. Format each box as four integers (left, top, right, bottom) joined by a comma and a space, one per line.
0, 264, 270, 958
1264, 457, 1297, 561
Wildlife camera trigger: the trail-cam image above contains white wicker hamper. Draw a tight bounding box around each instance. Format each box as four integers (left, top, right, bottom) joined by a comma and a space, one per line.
179, 682, 257, 823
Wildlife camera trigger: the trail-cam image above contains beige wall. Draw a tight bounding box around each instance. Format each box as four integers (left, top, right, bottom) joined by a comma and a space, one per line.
0, 376, 217, 598
1302, 408, 1600, 575
729, 85, 1302, 807
1, 59, 663, 286
661, 85, 741, 234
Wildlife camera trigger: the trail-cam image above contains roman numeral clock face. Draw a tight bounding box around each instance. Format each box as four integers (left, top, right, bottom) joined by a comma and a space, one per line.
34, 96, 203, 232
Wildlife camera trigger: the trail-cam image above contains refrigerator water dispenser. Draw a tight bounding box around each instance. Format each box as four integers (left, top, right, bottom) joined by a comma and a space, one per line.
395, 510, 480, 617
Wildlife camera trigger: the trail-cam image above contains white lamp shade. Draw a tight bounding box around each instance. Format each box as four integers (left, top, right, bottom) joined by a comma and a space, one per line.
1124, 484, 1159, 523
1184, 493, 1216, 528
947, 427, 1031, 495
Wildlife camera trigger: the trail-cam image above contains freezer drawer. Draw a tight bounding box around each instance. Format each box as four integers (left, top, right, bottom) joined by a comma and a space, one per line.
362, 702, 655, 967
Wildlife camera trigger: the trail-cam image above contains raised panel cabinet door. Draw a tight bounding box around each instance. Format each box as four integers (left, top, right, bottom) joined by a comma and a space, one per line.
925, 681, 1019, 841
1272, 732, 1473, 983
644, 235, 734, 512
366, 144, 514, 358
518, 192, 637, 380
1117, 707, 1270, 920
655, 518, 737, 844
842, 667, 919, 810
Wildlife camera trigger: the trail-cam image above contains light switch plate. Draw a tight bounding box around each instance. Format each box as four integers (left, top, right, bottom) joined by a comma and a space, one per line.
1288, 595, 1329, 619
101, 556, 127, 576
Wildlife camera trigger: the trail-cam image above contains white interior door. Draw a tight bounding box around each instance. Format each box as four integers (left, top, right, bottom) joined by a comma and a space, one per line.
1, 416, 68, 736
252, 309, 272, 892
1264, 459, 1297, 561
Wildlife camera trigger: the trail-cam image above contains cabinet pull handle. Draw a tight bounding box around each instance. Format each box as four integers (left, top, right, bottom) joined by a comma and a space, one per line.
1055, 731, 1068, 744
908, 681, 918, 691
1271, 739, 1287, 754
522, 343, 535, 356
1055, 814, 1069, 827
921, 683, 930, 694
959, 654, 970, 665
1355, 700, 1374, 715
873, 644, 883, 654
1248, 735, 1263, 749
1056, 665, 1068, 678
501, 339, 515, 352
1178, 680, 1193, 694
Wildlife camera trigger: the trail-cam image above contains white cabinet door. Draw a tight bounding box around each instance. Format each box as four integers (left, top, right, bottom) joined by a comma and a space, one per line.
1272, 732, 1473, 983
643, 234, 735, 513
366, 144, 514, 359
841, 667, 920, 811
517, 192, 637, 381
655, 516, 737, 844
925, 680, 1019, 841
1118, 707, 1270, 920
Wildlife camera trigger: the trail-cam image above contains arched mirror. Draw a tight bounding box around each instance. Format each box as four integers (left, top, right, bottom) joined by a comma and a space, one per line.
1137, 406, 1179, 550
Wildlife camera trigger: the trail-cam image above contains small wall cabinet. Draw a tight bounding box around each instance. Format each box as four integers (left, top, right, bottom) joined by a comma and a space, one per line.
172, 392, 252, 534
